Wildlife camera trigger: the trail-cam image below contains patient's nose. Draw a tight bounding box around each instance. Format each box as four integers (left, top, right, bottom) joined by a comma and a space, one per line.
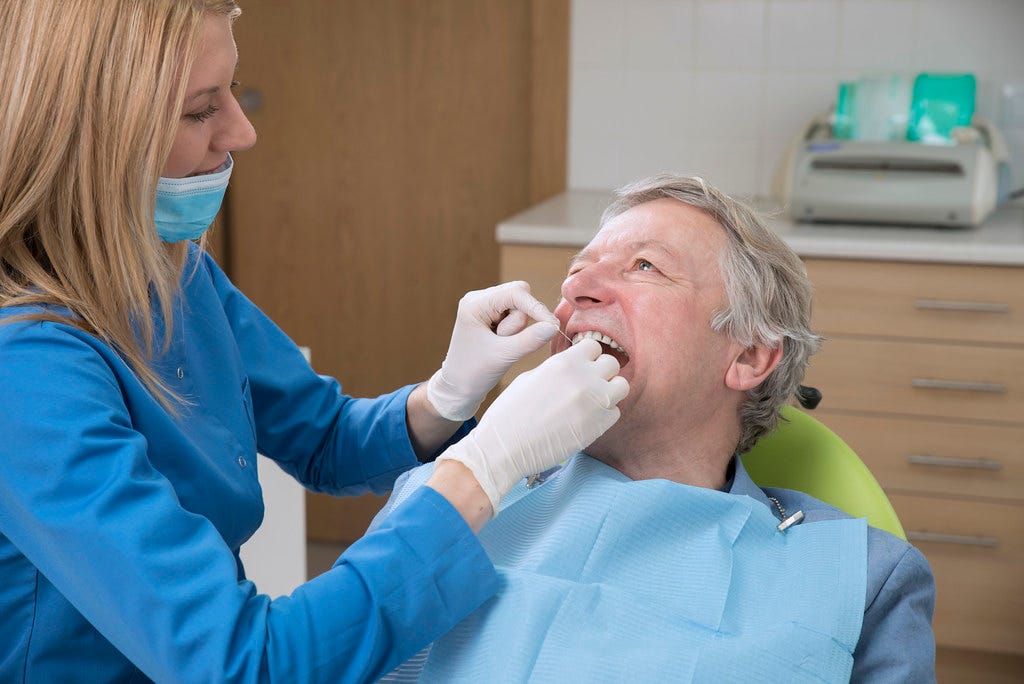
561, 263, 613, 308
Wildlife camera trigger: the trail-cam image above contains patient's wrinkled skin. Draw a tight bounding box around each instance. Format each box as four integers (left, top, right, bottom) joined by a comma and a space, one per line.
550, 199, 780, 488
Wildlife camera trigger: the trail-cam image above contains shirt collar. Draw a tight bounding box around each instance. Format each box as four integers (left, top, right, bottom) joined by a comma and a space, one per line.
724, 456, 777, 514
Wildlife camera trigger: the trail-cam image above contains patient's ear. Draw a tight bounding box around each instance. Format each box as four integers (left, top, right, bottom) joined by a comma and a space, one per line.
725, 341, 783, 391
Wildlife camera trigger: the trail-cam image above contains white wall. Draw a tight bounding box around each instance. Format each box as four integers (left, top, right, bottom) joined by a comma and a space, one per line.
239, 456, 308, 598
568, 0, 1024, 196
239, 347, 311, 598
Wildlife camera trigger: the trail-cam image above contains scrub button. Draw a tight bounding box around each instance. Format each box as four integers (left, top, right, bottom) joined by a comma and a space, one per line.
176, 367, 184, 379
237, 455, 248, 468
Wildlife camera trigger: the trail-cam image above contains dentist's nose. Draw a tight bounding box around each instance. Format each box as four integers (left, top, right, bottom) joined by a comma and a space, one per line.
215, 93, 257, 153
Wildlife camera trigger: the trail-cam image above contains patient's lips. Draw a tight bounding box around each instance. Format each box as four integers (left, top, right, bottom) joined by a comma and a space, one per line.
571, 330, 629, 365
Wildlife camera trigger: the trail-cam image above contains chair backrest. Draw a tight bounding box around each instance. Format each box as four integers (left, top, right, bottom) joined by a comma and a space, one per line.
740, 406, 906, 540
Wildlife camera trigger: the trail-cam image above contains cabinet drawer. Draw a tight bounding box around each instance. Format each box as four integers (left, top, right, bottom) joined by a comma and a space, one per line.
806, 259, 1024, 345
889, 493, 1024, 655
819, 413, 1024, 502
804, 337, 1024, 423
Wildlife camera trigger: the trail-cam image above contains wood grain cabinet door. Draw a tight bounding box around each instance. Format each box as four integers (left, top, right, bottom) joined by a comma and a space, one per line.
224, 0, 568, 543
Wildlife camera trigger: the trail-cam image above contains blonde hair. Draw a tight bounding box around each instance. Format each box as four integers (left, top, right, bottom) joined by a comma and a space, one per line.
0, 0, 241, 408
603, 174, 823, 454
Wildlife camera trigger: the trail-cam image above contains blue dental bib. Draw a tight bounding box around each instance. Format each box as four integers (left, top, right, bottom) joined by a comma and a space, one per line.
387, 455, 867, 682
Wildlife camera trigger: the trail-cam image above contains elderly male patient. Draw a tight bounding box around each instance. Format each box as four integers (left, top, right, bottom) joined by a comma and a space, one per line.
375, 174, 936, 683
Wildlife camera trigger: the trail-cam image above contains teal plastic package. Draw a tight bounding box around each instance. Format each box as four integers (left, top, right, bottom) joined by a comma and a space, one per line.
906, 73, 976, 143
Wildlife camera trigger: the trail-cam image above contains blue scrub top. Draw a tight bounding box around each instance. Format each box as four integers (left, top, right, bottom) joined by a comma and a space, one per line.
0, 245, 497, 683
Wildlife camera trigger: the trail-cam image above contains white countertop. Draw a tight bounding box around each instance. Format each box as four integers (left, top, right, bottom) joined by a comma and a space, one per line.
496, 190, 1024, 266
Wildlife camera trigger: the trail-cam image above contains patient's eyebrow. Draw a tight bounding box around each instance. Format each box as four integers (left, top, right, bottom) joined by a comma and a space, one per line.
567, 248, 590, 269
566, 239, 686, 276
628, 239, 682, 261
571, 240, 681, 264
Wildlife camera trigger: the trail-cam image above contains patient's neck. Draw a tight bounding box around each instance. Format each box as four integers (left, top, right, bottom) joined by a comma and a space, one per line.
585, 416, 737, 489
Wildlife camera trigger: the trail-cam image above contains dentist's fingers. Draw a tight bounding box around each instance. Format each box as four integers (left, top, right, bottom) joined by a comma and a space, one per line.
593, 353, 621, 380
570, 337, 602, 360
500, 320, 559, 357
436, 331, 630, 513
480, 281, 558, 327
604, 375, 630, 406
494, 309, 529, 336
429, 281, 561, 421
566, 338, 622, 372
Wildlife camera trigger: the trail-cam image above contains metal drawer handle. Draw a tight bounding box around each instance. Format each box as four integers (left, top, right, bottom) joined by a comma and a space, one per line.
907, 454, 1003, 470
913, 299, 1010, 314
906, 531, 999, 548
911, 378, 1007, 393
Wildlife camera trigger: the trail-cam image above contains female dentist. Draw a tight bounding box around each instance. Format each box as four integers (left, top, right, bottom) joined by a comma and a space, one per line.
0, 1, 628, 682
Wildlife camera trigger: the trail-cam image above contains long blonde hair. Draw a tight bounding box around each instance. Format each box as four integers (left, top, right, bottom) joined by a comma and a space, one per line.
0, 0, 241, 408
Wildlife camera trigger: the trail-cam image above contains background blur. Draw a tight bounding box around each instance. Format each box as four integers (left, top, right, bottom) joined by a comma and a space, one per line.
567, 0, 1024, 194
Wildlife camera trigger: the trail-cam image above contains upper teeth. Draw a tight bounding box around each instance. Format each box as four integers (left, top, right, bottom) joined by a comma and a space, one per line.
571, 330, 628, 356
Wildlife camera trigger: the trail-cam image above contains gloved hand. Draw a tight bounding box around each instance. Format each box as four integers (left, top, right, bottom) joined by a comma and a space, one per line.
427, 281, 560, 421
436, 338, 629, 513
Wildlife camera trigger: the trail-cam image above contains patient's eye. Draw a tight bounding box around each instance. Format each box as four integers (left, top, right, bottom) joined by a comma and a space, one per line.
635, 258, 655, 272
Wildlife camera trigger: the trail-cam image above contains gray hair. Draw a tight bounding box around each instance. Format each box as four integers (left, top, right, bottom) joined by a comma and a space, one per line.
601, 174, 822, 454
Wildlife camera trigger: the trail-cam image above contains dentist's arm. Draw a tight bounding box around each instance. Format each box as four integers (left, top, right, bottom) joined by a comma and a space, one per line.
423, 459, 493, 532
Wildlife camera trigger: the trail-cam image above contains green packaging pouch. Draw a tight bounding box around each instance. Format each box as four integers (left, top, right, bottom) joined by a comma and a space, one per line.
906, 73, 976, 143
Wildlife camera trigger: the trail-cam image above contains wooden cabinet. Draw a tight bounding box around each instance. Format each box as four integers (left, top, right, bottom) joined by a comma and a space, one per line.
802, 258, 1024, 664
227, 1, 569, 543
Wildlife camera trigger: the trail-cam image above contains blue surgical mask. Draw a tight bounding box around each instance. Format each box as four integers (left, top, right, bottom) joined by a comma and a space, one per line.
154, 155, 233, 243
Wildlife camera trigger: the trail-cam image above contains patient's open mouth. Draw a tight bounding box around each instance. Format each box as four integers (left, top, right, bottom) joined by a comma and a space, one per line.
572, 330, 630, 366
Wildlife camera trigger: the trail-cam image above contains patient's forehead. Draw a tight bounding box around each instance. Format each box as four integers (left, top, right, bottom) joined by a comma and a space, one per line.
576, 199, 726, 270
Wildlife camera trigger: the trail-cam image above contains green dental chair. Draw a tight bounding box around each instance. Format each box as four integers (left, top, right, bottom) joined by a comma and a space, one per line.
741, 404, 907, 540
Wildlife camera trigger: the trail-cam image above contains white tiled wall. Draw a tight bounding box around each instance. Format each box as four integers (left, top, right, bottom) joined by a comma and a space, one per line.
568, 0, 1024, 197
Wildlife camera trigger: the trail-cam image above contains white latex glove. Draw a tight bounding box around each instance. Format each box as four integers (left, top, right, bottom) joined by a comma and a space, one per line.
427, 281, 560, 421
436, 339, 629, 513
